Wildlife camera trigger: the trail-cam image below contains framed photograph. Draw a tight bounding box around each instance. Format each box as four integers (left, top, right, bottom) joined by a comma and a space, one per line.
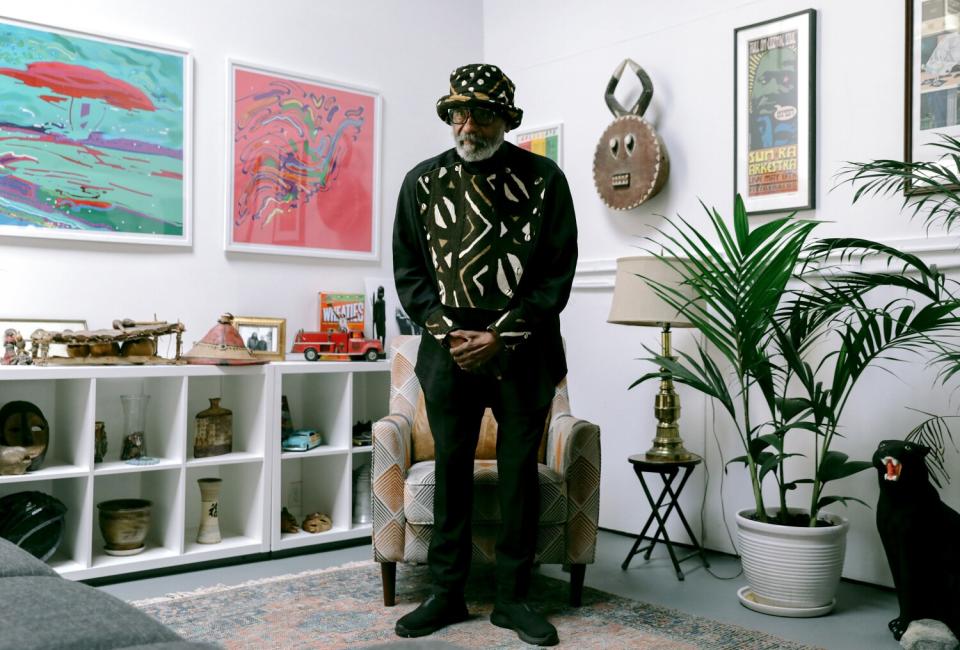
225, 61, 381, 259
1, 318, 88, 359
734, 9, 816, 215
0, 17, 192, 246
513, 122, 563, 167
231, 316, 286, 361
905, 0, 960, 192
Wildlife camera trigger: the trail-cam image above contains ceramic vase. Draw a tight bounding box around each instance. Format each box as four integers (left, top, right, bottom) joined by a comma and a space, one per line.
352, 462, 372, 525
196, 478, 222, 544
97, 499, 151, 555
120, 395, 150, 460
194, 398, 233, 458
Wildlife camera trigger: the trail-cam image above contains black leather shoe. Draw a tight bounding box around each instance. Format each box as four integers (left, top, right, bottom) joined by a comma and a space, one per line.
490, 601, 558, 646
395, 593, 469, 638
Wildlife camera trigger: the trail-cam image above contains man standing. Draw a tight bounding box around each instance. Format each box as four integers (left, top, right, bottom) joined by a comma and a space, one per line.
392, 63, 577, 647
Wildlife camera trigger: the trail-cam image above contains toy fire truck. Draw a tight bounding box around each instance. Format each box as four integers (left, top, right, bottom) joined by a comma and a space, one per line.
290, 329, 383, 362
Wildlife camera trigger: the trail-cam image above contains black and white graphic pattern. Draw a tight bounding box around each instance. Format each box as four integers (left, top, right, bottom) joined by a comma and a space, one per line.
416, 162, 544, 319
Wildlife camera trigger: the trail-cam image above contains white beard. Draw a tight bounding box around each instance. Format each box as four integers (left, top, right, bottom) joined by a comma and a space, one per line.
455, 129, 505, 162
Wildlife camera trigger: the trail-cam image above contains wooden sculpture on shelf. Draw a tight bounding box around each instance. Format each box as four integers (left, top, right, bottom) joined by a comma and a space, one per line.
301, 512, 332, 534
29, 318, 185, 366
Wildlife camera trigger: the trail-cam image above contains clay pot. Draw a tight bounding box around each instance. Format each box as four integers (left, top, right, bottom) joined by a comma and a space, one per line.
89, 342, 120, 357
66, 344, 89, 358
97, 499, 151, 555
120, 338, 155, 357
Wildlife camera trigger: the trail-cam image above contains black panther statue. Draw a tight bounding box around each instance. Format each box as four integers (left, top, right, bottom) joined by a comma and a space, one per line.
873, 439, 960, 641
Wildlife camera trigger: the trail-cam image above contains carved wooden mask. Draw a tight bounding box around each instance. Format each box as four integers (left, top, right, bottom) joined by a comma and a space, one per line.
593, 59, 670, 210
0, 401, 49, 471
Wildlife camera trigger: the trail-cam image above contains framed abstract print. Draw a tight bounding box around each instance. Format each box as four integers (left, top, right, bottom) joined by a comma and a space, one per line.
734, 9, 817, 215
0, 17, 192, 245
513, 122, 563, 168
225, 61, 381, 259
905, 0, 960, 193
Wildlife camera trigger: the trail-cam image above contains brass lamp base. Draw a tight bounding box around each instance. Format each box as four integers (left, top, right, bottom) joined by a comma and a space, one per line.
645, 324, 692, 462
644, 436, 693, 462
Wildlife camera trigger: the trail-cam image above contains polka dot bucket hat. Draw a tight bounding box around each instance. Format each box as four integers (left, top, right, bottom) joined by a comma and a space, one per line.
436, 63, 523, 130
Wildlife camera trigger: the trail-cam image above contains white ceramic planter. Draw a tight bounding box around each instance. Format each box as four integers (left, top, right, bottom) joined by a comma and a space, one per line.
736, 507, 848, 617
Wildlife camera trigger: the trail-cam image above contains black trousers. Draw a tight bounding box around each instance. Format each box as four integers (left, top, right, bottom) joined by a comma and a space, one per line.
424, 372, 550, 602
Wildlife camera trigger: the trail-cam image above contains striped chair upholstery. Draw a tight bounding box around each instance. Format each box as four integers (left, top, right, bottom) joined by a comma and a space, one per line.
372, 335, 601, 606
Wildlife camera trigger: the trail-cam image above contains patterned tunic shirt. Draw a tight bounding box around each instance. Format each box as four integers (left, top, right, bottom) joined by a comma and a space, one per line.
394, 142, 577, 349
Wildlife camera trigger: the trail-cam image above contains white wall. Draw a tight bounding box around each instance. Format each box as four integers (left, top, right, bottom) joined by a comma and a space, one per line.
0, 0, 482, 343
484, 0, 960, 587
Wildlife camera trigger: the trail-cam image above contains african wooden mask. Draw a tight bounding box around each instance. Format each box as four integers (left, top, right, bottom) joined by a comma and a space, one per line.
593, 59, 670, 210
0, 401, 49, 471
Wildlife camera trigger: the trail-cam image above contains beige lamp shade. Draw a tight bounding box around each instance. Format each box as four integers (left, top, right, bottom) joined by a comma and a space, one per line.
607, 256, 696, 327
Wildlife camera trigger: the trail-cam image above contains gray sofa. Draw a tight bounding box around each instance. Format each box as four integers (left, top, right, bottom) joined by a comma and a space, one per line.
0, 537, 218, 650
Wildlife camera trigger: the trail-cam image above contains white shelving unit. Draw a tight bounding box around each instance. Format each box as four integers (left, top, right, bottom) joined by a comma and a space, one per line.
0, 364, 271, 581
271, 361, 389, 551
0, 359, 390, 580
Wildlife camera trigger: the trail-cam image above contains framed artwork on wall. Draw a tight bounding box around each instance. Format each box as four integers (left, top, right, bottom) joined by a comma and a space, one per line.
0, 17, 192, 246
231, 316, 286, 362
734, 9, 816, 215
513, 122, 563, 167
905, 0, 960, 193
225, 61, 381, 260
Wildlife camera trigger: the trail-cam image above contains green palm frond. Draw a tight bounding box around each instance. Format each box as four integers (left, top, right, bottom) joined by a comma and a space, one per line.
904, 412, 959, 488
836, 133, 960, 233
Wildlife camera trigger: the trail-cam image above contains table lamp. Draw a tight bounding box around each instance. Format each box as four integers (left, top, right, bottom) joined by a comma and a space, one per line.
608, 256, 697, 461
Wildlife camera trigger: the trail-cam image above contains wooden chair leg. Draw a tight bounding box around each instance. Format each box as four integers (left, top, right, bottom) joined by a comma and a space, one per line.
569, 563, 585, 607
381, 562, 397, 606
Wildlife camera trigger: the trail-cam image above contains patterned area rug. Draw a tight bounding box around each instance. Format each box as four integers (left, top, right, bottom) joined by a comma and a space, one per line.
132, 561, 818, 649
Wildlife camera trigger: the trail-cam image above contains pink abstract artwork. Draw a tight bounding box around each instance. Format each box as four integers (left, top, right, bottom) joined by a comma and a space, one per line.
229, 65, 378, 256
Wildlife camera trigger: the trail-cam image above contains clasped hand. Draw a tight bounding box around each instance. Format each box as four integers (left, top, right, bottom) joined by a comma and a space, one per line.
448, 329, 501, 373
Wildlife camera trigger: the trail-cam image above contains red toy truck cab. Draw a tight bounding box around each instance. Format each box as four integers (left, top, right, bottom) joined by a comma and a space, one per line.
291, 329, 383, 362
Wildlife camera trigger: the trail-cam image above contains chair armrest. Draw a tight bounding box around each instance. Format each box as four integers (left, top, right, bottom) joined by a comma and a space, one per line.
546, 414, 601, 564
371, 414, 412, 562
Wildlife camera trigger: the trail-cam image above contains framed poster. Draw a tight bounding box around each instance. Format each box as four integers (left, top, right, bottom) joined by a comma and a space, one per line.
905, 0, 960, 193
0, 17, 192, 245
225, 61, 381, 259
734, 9, 816, 215
513, 122, 563, 167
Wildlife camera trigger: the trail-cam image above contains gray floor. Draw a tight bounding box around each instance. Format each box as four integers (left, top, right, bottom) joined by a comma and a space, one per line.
98, 530, 901, 650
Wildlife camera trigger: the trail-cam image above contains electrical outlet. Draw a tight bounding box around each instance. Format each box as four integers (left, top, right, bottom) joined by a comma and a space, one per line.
289, 481, 302, 511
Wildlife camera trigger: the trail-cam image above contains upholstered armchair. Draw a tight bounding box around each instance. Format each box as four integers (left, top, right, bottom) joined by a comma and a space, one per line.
372, 335, 601, 607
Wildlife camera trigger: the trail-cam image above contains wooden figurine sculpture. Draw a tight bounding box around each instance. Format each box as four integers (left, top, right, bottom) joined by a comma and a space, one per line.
280, 507, 299, 534
301, 512, 332, 534
873, 440, 960, 641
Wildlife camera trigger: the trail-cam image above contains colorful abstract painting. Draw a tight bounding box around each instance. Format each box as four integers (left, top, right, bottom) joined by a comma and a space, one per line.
514, 123, 563, 167
0, 18, 190, 244
227, 62, 380, 259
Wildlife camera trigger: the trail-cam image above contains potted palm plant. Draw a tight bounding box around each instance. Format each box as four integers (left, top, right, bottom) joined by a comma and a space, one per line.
634, 195, 960, 615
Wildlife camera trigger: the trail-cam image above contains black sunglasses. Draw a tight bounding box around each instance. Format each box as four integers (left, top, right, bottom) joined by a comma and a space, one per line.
447, 106, 500, 126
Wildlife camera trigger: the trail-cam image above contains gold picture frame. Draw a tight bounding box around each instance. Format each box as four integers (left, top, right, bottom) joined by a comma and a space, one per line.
231, 316, 286, 361
0, 318, 88, 358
